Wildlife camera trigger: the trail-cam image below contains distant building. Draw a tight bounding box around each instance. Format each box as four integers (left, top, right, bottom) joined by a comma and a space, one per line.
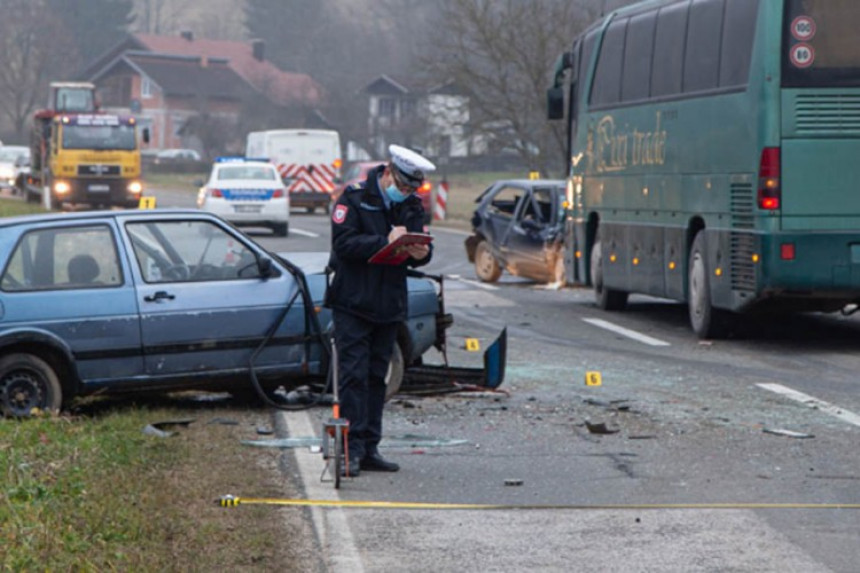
78, 32, 326, 152
362, 75, 476, 161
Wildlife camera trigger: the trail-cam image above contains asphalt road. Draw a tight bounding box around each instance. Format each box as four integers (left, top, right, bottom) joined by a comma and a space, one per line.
152, 187, 860, 572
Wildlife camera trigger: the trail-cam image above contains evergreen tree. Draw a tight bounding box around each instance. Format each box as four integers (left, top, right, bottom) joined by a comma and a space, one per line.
45, 0, 135, 69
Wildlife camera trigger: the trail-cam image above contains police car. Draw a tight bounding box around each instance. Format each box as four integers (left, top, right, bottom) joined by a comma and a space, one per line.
197, 157, 289, 236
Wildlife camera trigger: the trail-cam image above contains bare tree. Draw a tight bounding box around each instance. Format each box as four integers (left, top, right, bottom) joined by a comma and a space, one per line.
421, 0, 595, 177
0, 0, 78, 141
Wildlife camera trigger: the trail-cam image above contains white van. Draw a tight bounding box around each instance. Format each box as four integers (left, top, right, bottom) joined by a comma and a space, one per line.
245, 129, 342, 213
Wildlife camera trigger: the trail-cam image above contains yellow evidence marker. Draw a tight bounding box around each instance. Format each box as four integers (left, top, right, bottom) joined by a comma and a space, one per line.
138, 196, 157, 209
465, 338, 481, 352
585, 371, 602, 386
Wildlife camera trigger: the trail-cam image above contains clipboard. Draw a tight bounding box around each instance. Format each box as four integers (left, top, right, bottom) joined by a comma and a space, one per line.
368, 233, 433, 265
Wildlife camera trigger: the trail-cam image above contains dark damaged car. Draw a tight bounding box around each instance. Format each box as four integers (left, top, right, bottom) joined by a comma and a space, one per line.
465, 179, 566, 284
0, 210, 504, 417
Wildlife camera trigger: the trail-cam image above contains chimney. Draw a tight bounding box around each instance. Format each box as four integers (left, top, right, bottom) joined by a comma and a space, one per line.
180, 30, 194, 41
251, 39, 265, 62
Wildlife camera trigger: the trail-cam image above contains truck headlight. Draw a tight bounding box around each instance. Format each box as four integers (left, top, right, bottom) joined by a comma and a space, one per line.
127, 181, 143, 194
54, 181, 71, 194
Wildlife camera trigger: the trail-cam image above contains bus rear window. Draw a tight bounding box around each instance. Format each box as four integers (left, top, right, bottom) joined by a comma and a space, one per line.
783, 0, 860, 87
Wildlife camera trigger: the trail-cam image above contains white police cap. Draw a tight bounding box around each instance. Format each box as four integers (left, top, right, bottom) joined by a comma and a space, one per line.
389, 144, 436, 187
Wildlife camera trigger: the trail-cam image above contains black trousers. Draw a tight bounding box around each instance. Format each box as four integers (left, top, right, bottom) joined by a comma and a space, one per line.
333, 309, 398, 460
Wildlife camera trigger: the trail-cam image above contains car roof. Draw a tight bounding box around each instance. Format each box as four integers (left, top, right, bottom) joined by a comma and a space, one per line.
0, 208, 208, 229
496, 179, 566, 187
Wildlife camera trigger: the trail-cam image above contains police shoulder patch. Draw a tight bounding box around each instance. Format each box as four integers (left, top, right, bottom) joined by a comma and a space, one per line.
333, 204, 348, 224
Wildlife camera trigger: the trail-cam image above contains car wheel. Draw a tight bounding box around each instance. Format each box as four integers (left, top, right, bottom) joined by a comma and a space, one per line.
688, 232, 731, 339
273, 222, 289, 237
384, 342, 404, 402
474, 240, 502, 282
0, 353, 63, 417
590, 235, 628, 310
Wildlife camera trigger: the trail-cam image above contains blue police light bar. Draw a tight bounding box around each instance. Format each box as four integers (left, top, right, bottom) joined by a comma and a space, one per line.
215, 156, 270, 163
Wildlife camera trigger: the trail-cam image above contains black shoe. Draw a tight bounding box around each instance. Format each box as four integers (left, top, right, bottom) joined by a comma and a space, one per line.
341, 457, 361, 477
361, 451, 400, 472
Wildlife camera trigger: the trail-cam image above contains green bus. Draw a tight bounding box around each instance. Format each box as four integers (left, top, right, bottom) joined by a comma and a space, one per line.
548, 0, 860, 338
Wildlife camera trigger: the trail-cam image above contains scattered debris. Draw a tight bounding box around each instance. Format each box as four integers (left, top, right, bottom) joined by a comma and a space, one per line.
628, 435, 657, 440
142, 418, 195, 438
242, 433, 470, 449
504, 479, 524, 486
584, 421, 620, 435
763, 428, 814, 439
256, 426, 274, 435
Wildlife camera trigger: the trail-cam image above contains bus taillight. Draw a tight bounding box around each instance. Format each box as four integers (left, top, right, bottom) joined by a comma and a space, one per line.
758, 147, 781, 210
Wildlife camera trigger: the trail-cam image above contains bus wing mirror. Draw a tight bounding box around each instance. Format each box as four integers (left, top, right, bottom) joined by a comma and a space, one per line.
547, 87, 565, 121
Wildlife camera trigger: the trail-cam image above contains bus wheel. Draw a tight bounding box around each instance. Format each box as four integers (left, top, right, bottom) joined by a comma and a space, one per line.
688, 233, 731, 339
474, 240, 502, 282
590, 238, 627, 310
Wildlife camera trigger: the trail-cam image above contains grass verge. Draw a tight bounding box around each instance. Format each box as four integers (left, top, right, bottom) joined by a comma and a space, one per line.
1, 397, 318, 571
0, 197, 47, 217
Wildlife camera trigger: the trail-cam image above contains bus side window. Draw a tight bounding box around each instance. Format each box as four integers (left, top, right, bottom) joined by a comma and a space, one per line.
683, 0, 725, 94
719, 0, 759, 88
591, 18, 628, 106
652, 2, 689, 98
622, 11, 657, 102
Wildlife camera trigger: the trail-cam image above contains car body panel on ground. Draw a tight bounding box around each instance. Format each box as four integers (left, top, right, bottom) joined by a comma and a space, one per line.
464, 179, 566, 284
0, 209, 450, 415
197, 157, 289, 236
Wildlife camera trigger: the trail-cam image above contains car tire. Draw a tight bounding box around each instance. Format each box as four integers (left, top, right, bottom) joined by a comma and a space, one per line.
590, 235, 628, 311
384, 342, 404, 402
273, 222, 289, 237
0, 353, 63, 417
474, 240, 502, 283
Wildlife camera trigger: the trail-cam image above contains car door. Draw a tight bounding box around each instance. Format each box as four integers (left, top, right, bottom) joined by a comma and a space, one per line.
121, 217, 312, 378
0, 221, 143, 382
506, 186, 563, 281
478, 183, 529, 264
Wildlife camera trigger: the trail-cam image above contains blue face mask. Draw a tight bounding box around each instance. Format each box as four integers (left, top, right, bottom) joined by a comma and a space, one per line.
385, 184, 408, 204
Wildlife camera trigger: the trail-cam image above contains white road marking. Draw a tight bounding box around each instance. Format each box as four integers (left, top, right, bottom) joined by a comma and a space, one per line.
290, 227, 320, 238
446, 275, 499, 291
582, 318, 671, 347
757, 383, 860, 428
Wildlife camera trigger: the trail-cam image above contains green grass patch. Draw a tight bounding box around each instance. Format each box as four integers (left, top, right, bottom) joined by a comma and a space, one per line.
142, 172, 204, 193
0, 198, 47, 217
0, 402, 309, 570
434, 171, 521, 229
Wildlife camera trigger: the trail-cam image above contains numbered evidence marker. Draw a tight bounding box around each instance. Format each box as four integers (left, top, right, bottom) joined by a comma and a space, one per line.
585, 371, 602, 386
465, 338, 481, 352
138, 196, 157, 209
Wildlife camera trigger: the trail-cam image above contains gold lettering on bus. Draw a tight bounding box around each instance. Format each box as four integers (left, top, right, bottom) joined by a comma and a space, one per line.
587, 112, 668, 174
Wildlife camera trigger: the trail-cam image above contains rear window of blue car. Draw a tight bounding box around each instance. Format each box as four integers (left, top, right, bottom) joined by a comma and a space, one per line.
1, 225, 122, 291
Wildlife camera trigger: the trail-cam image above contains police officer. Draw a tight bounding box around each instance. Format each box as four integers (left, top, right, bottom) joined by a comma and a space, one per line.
327, 145, 435, 476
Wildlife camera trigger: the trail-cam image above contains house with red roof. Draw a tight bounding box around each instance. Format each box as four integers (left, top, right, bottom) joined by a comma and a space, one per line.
79, 32, 325, 154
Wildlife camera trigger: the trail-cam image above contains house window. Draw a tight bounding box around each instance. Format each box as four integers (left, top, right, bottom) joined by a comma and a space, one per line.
401, 99, 416, 118
141, 77, 152, 99
378, 98, 395, 119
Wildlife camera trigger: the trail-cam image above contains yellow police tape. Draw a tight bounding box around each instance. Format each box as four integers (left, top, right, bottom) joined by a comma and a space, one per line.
217, 495, 860, 511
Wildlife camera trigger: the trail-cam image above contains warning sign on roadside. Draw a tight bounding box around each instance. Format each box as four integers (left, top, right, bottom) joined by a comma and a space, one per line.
789, 43, 815, 69
791, 16, 816, 42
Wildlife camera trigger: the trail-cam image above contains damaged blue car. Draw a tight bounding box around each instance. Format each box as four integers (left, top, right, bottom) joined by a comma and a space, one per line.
0, 210, 505, 417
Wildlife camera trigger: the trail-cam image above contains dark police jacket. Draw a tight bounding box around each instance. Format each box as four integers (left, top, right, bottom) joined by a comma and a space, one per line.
327, 165, 432, 323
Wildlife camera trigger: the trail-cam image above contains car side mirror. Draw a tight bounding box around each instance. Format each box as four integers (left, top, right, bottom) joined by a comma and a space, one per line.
257, 255, 273, 278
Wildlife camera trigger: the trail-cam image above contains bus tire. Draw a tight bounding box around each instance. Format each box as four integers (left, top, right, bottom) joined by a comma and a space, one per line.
474, 240, 502, 282
688, 232, 731, 339
590, 238, 627, 310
